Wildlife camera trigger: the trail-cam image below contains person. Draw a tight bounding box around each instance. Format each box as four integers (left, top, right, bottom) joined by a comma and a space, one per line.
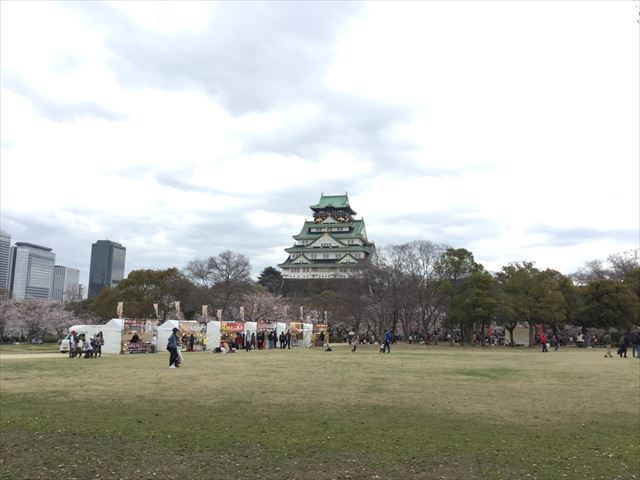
320, 331, 326, 347
69, 331, 79, 359
279, 332, 286, 349
202, 335, 207, 352
131, 332, 140, 344
631, 329, 640, 359
189, 333, 195, 352
351, 341, 357, 353
251, 332, 256, 350
245, 333, 252, 352
383, 330, 392, 353
553, 333, 560, 352
286, 330, 291, 349
150, 334, 157, 354
617, 334, 629, 358
83, 338, 94, 358
94, 332, 104, 357
540, 333, 548, 353
167, 327, 180, 368
603, 332, 613, 358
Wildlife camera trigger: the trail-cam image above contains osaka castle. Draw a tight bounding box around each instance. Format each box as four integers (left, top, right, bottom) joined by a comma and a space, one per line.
278, 193, 377, 279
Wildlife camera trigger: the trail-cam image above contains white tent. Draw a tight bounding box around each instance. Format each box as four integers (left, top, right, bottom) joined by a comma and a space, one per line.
276, 322, 287, 340
156, 320, 200, 352
509, 324, 530, 347
244, 322, 257, 345
302, 323, 314, 348
206, 321, 221, 350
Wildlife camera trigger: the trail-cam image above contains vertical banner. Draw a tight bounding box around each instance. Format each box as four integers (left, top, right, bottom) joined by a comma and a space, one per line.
299, 306, 304, 321
175, 301, 181, 316
202, 305, 208, 319
240, 306, 245, 322
324, 311, 327, 322
217, 309, 222, 321
153, 303, 159, 318
306, 315, 310, 323
116, 302, 124, 318
283, 306, 288, 320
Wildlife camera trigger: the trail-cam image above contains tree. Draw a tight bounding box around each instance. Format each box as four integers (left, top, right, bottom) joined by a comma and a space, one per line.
209, 250, 253, 319
439, 248, 482, 345
578, 280, 639, 331
184, 258, 214, 288
257, 267, 283, 294
89, 268, 190, 322
242, 289, 291, 323
495, 263, 566, 345
448, 269, 497, 346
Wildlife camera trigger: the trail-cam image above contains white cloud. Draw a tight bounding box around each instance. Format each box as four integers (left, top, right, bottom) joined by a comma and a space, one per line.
1, 1, 637, 286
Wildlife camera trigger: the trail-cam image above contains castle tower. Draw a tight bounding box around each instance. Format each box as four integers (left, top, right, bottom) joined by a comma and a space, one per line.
279, 193, 377, 279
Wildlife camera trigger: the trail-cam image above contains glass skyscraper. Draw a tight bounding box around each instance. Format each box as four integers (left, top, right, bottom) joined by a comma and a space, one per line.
88, 240, 126, 299
8, 242, 56, 300
0, 230, 10, 297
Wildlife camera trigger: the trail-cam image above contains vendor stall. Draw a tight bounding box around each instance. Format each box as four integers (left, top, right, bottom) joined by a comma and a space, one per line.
157, 320, 203, 352
289, 322, 303, 347
221, 322, 245, 350
313, 323, 329, 347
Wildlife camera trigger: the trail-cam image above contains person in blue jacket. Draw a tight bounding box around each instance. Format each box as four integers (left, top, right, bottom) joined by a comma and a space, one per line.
383, 330, 393, 353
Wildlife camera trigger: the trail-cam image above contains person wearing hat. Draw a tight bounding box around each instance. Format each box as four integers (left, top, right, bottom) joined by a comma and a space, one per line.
167, 327, 180, 368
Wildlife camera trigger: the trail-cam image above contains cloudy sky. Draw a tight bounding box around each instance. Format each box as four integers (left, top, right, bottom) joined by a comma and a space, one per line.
1, 1, 638, 288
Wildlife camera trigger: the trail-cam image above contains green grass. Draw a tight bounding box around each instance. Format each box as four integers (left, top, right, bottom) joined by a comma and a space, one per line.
0, 343, 61, 354
1, 344, 638, 479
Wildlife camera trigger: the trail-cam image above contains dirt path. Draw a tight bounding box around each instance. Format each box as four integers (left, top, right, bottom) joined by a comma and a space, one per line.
0, 353, 66, 360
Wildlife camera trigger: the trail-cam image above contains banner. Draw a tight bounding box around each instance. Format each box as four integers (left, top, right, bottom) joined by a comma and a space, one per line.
116, 302, 123, 318
175, 301, 181, 315
240, 306, 245, 322
217, 309, 222, 321
153, 303, 159, 318
221, 322, 244, 333
257, 321, 276, 331
202, 305, 208, 319
299, 306, 304, 321
313, 323, 329, 333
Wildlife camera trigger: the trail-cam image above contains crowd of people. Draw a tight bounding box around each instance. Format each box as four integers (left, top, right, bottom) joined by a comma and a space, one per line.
68, 330, 103, 359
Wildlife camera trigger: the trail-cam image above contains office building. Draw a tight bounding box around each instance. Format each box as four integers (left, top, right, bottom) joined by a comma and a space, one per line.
88, 240, 126, 298
8, 242, 56, 300
52, 265, 80, 303
0, 230, 10, 296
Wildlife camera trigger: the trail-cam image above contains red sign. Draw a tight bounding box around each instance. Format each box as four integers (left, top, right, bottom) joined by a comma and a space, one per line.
222, 322, 244, 333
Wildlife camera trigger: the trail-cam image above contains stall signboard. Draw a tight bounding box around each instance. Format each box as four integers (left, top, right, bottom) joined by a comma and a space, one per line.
122, 319, 158, 354
313, 323, 328, 333
257, 321, 276, 332
179, 321, 206, 335
222, 322, 245, 333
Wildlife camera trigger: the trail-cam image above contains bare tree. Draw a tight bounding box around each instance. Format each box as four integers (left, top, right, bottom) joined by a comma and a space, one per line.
184, 258, 214, 288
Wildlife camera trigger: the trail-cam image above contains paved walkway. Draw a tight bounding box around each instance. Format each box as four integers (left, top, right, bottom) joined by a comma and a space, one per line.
0, 353, 66, 360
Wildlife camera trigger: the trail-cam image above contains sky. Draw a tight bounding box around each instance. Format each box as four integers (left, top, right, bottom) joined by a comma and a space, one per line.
1, 1, 638, 289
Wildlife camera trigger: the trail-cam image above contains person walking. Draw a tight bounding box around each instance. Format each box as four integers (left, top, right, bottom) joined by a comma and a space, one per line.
603, 332, 613, 358
617, 334, 629, 358
384, 330, 392, 353
150, 334, 157, 354
167, 327, 180, 368
631, 329, 640, 359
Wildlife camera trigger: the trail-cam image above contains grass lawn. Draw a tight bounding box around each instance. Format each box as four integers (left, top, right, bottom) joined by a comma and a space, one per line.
1, 344, 638, 480
0, 343, 62, 354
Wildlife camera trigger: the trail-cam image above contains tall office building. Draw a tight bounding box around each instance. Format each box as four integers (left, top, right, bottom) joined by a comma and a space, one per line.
8, 242, 56, 300
0, 230, 11, 297
52, 265, 80, 303
88, 240, 126, 299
